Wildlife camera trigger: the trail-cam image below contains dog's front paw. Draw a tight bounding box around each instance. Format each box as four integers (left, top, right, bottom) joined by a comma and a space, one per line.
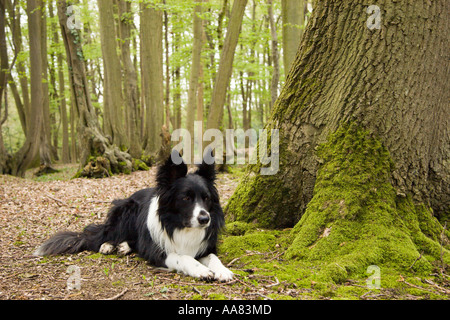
189, 264, 215, 281
214, 267, 234, 282
99, 242, 114, 255
117, 242, 132, 256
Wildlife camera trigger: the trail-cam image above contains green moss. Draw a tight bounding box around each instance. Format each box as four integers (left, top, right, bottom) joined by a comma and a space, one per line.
207, 293, 227, 300
132, 159, 150, 172
284, 123, 450, 283
225, 127, 299, 228
223, 221, 257, 236
219, 231, 279, 258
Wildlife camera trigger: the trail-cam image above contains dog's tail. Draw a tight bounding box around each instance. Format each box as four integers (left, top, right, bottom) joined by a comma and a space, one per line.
33, 224, 105, 256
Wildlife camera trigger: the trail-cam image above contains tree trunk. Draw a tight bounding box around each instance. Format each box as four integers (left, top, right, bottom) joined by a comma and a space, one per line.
267, 0, 280, 110
59, 53, 70, 164
57, 0, 135, 178
206, 0, 247, 130
8, 0, 45, 177
98, 0, 128, 149
186, 0, 204, 162
226, 0, 449, 279
172, 19, 182, 130
141, 1, 164, 160
37, 2, 58, 176
281, 0, 304, 74
163, 0, 170, 130
118, 0, 142, 158
0, 0, 9, 173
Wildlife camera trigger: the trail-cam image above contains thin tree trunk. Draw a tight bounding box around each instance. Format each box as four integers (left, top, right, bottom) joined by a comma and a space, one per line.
267, 0, 280, 110
98, 0, 128, 149
6, 1, 30, 136
37, 1, 58, 176
281, 0, 304, 74
163, 0, 170, 130
141, 1, 164, 160
186, 0, 204, 162
206, 0, 247, 130
7, 0, 44, 177
118, 0, 142, 158
172, 19, 182, 130
0, 1, 9, 173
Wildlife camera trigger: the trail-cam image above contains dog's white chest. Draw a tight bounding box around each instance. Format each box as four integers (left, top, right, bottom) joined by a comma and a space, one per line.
146, 197, 208, 257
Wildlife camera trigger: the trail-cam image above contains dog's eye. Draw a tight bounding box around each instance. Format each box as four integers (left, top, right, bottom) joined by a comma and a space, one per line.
204, 196, 209, 201
182, 196, 191, 202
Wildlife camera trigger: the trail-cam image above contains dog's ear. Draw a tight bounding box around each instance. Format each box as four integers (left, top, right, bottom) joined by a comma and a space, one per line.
195, 148, 216, 182
156, 150, 188, 188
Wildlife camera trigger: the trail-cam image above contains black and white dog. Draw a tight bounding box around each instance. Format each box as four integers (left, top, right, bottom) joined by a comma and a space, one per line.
34, 151, 233, 281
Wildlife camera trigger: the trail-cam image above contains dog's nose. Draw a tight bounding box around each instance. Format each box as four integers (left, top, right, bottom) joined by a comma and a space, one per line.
198, 210, 210, 225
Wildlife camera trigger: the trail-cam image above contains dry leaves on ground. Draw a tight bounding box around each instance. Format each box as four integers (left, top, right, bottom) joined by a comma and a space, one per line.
0, 167, 244, 300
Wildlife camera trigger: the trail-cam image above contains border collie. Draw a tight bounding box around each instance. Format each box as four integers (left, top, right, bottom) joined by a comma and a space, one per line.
34, 150, 233, 282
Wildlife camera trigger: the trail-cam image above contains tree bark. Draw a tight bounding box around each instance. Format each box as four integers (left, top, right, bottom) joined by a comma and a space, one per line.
0, 1, 9, 173
206, 0, 247, 130
281, 0, 304, 74
37, 1, 58, 176
141, 1, 164, 160
57, 0, 134, 178
172, 18, 182, 130
8, 0, 44, 177
185, 0, 204, 162
267, 0, 280, 110
98, 0, 128, 149
118, 0, 142, 158
226, 0, 450, 280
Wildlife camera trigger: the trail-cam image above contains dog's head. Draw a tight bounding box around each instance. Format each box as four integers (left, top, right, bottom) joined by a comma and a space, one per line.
156, 150, 224, 232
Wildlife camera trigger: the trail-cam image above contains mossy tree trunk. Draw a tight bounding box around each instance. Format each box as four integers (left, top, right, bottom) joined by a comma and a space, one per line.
57, 0, 134, 178
226, 1, 449, 277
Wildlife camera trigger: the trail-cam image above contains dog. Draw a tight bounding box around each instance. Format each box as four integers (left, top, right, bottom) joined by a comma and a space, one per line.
34, 150, 233, 282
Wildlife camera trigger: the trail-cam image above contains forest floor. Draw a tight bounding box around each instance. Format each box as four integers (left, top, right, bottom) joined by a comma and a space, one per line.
0, 164, 449, 300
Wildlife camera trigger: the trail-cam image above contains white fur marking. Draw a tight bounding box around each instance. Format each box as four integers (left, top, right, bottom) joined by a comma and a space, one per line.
166, 253, 214, 279
99, 242, 114, 255
191, 202, 210, 228
200, 253, 234, 282
117, 242, 132, 255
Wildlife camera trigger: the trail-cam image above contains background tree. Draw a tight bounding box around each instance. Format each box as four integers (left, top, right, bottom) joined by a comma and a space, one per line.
281, 0, 304, 74
57, 0, 133, 177
118, 0, 141, 159
185, 0, 204, 162
206, 0, 248, 130
226, 0, 449, 279
141, 0, 164, 159
7, 0, 44, 177
1, 0, 288, 176
98, 0, 128, 149
267, 0, 280, 109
